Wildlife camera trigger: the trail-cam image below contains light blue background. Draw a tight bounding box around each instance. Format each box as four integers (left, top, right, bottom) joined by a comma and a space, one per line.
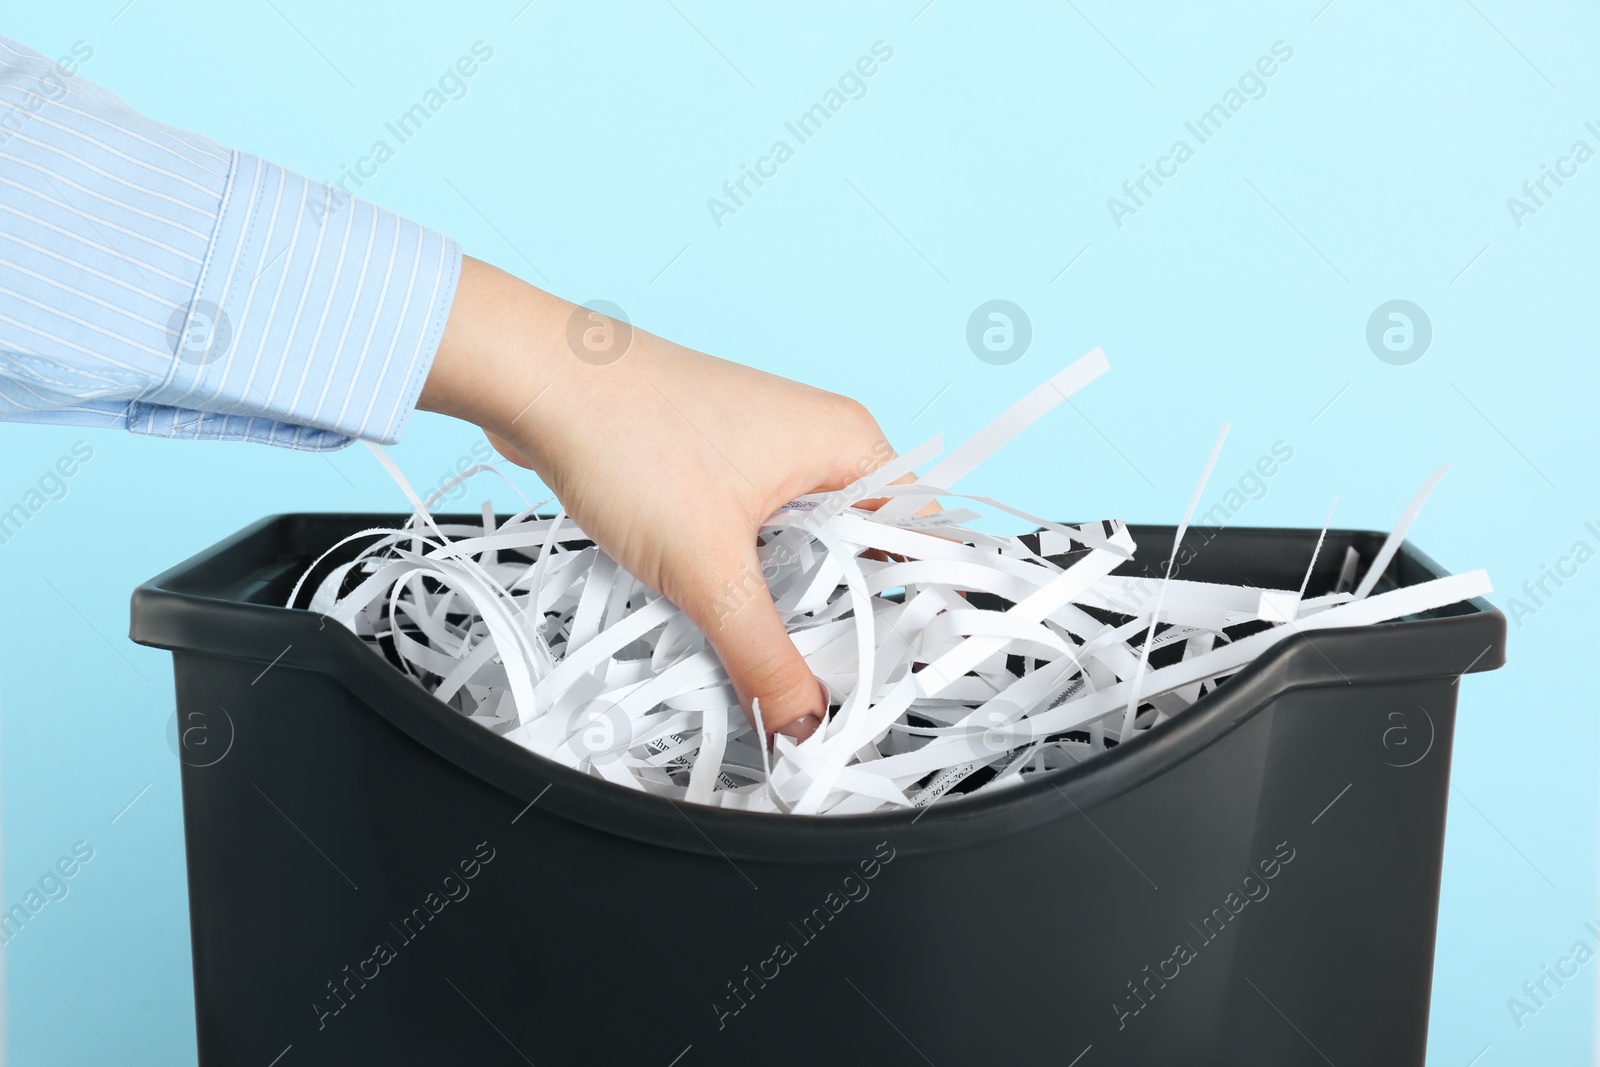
2, 1, 1595, 1063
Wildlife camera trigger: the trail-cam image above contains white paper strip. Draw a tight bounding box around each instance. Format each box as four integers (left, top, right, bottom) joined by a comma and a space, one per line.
291, 351, 1488, 815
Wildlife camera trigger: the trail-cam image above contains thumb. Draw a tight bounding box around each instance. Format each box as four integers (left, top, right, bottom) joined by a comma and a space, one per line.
678, 544, 826, 744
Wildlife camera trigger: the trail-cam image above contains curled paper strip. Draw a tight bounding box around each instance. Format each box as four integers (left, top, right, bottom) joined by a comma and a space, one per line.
289, 349, 1491, 816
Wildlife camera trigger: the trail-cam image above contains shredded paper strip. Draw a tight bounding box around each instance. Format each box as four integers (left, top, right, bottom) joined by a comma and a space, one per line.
288, 349, 1491, 816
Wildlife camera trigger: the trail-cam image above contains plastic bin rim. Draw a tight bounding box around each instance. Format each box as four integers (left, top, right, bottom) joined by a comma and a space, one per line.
129, 513, 1506, 863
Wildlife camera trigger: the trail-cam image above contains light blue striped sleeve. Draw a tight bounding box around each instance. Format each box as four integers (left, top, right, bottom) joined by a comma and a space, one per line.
0, 35, 461, 452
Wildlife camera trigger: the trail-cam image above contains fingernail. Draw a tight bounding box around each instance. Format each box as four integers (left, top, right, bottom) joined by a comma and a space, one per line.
776, 714, 820, 742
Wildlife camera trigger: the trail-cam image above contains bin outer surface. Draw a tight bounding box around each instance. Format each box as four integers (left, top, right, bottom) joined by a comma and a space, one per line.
131, 515, 1504, 1067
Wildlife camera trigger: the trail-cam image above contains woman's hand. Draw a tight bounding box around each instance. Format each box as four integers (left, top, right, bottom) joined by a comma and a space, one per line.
419, 256, 895, 740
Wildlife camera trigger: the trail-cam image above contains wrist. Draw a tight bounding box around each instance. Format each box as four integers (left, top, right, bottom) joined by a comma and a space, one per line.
419, 256, 567, 437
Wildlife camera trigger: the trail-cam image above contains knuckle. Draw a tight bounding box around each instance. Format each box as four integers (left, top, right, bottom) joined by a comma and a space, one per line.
830, 394, 879, 436
815, 394, 892, 480
737, 650, 812, 706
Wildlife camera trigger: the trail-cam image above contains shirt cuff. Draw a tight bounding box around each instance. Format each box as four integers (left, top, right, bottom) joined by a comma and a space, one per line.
128, 151, 461, 450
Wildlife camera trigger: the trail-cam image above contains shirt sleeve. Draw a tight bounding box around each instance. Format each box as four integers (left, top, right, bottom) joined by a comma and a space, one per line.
0, 35, 461, 452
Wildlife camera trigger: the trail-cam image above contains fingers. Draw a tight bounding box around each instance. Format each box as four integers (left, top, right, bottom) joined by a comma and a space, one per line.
675, 543, 826, 744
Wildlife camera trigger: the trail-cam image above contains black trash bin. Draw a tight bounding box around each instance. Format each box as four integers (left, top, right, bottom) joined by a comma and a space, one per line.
130, 515, 1503, 1067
